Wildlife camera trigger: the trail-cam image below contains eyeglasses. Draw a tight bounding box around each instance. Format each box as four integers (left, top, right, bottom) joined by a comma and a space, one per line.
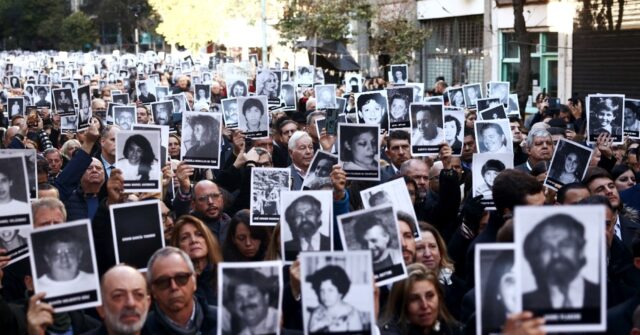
162, 211, 175, 223
196, 192, 222, 202
151, 272, 192, 290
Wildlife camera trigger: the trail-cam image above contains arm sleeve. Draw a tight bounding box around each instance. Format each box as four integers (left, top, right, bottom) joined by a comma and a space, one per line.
53, 150, 92, 201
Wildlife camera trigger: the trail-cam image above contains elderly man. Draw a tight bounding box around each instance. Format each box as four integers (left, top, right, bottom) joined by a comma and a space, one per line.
515, 128, 554, 173
283, 195, 330, 260
98, 126, 120, 178
273, 118, 298, 167
145, 247, 217, 334
43, 148, 63, 179
136, 105, 150, 124
288, 131, 315, 190
32, 197, 66, 227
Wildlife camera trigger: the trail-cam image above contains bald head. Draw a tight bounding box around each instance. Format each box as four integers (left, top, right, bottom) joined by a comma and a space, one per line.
98, 265, 150, 335
192, 180, 223, 219
401, 159, 430, 198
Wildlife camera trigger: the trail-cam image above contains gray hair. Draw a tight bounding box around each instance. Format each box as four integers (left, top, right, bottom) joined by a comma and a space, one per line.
31, 197, 67, 221
288, 130, 312, 151
146, 247, 195, 283
526, 128, 552, 148
400, 159, 427, 176
306, 110, 326, 126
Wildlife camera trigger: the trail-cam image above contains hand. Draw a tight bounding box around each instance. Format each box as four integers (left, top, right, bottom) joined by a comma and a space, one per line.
161, 164, 173, 188
81, 123, 100, 154
106, 169, 126, 205
26, 293, 54, 335
231, 130, 246, 157
330, 164, 347, 200
289, 259, 301, 299
0, 248, 10, 282
596, 133, 613, 159
502, 311, 546, 335
318, 129, 336, 152
175, 161, 194, 194
439, 143, 452, 169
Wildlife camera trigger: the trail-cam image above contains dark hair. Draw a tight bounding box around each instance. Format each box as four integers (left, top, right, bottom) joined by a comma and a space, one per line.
479, 123, 506, 149
284, 195, 321, 234
230, 81, 247, 97
577, 195, 614, 211
368, 190, 390, 207
123, 135, 157, 180
357, 92, 386, 113
397, 211, 416, 236
187, 114, 218, 145
481, 251, 514, 331
242, 98, 264, 116
611, 164, 633, 181
492, 169, 543, 214
444, 115, 461, 137
340, 127, 377, 162
481, 159, 505, 176
353, 215, 390, 247
386, 129, 410, 148
583, 167, 613, 188
556, 182, 589, 204
223, 209, 270, 262
306, 265, 351, 303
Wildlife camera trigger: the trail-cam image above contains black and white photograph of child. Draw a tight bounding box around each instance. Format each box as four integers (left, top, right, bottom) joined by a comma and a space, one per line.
472, 153, 514, 208
338, 124, 380, 181
386, 86, 414, 129
587, 94, 625, 144
463, 83, 483, 109
355, 91, 388, 133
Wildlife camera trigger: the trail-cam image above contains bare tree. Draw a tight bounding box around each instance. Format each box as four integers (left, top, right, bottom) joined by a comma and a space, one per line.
513, 0, 531, 119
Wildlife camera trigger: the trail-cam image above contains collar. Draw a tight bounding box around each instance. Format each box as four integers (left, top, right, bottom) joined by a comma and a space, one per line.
292, 163, 307, 178
100, 154, 114, 167
549, 275, 585, 308
299, 232, 321, 251
163, 299, 197, 330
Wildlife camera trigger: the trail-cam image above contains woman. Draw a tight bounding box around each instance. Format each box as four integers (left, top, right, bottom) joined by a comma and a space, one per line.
341, 127, 378, 171
230, 80, 248, 97
481, 251, 516, 335
257, 70, 279, 100
551, 151, 581, 184
612, 164, 636, 192
223, 209, 270, 261
185, 114, 218, 157
119, 134, 160, 181
379, 263, 462, 335
171, 215, 223, 305
168, 134, 181, 160
416, 222, 465, 319
306, 265, 369, 333
60, 139, 81, 161
443, 115, 462, 153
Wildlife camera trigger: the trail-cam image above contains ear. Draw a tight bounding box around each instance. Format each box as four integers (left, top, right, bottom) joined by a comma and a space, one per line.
96, 305, 105, 319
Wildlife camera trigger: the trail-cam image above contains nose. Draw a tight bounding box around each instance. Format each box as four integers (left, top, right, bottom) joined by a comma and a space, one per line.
125, 292, 136, 306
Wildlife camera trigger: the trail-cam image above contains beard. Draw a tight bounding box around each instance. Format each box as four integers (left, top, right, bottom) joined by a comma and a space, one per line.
104, 307, 147, 335
297, 220, 319, 239
545, 256, 582, 287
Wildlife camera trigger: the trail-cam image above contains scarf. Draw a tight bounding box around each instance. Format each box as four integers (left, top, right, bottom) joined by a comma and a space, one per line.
154, 298, 204, 335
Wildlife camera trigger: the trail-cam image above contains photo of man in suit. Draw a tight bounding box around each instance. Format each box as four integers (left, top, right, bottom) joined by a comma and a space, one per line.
283, 195, 330, 261
522, 213, 600, 311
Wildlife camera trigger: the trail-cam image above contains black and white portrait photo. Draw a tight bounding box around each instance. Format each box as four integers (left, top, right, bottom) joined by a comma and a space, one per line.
302, 151, 339, 191
507, 94, 519, 115
281, 82, 297, 109
61, 115, 78, 131
109, 200, 165, 271
136, 79, 157, 103
52, 88, 75, 116
345, 74, 362, 93
9, 75, 21, 89
586, 94, 625, 144
514, 205, 606, 332
386, 86, 414, 129
390, 64, 408, 85
474, 244, 517, 335
34, 85, 51, 108
297, 66, 315, 87
250, 167, 291, 226
0, 149, 37, 199
193, 84, 211, 111
0, 227, 30, 266
315, 84, 337, 110
113, 106, 136, 130
463, 83, 483, 109
488, 81, 510, 107
218, 261, 282, 335
474, 119, 513, 154
447, 87, 465, 109
479, 104, 507, 121
166, 93, 187, 114
410, 103, 445, 155
115, 130, 161, 193
150, 100, 173, 127
338, 124, 380, 181
355, 91, 389, 132
337, 205, 407, 286
77, 85, 92, 131
544, 139, 593, 191
256, 69, 282, 104
112, 93, 129, 106
238, 96, 269, 139
221, 98, 239, 128
300, 251, 375, 335
624, 99, 640, 138
360, 178, 420, 240
280, 190, 333, 262
0, 154, 32, 229
443, 107, 465, 155
475, 98, 501, 112
472, 153, 514, 209
181, 112, 222, 169
228, 77, 249, 98
28, 220, 101, 312
155, 86, 169, 101
7, 97, 25, 118
106, 102, 122, 125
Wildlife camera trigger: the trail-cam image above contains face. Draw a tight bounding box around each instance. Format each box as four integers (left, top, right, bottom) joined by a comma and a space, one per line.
394, 70, 403, 80
596, 109, 615, 127
46, 151, 63, 174
347, 131, 376, 167
245, 106, 263, 129
233, 283, 269, 327
225, 102, 238, 123
360, 99, 383, 124
44, 241, 82, 281
406, 162, 429, 198
193, 123, 204, 141
561, 188, 590, 205
161, 203, 174, 241
563, 153, 578, 174
265, 73, 278, 92
386, 139, 411, 168
233, 84, 245, 97
314, 159, 333, 177
535, 225, 584, 286
453, 91, 464, 106
319, 280, 341, 307
615, 169, 636, 192
289, 136, 314, 169
193, 182, 223, 219
117, 112, 133, 130
34, 207, 65, 227
444, 121, 457, 142
82, 159, 106, 186
588, 177, 620, 208
416, 231, 442, 271
291, 200, 321, 238
99, 268, 150, 335
390, 98, 407, 120
624, 109, 636, 126
529, 136, 553, 161
0, 229, 17, 242
399, 220, 416, 265
150, 254, 196, 314
498, 267, 517, 314
168, 137, 180, 157
407, 280, 439, 329
178, 223, 208, 260
126, 142, 143, 165
416, 111, 431, 138
233, 223, 261, 259
139, 84, 148, 94
137, 108, 149, 124
461, 135, 476, 161
481, 127, 504, 152
482, 169, 499, 187
155, 106, 168, 124
102, 128, 119, 157
363, 225, 390, 260
406, 182, 417, 205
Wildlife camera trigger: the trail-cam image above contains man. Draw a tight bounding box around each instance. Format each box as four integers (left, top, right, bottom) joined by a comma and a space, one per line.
88, 265, 151, 335
137, 82, 156, 104
515, 129, 554, 173
92, 98, 108, 119
522, 213, 600, 310
382, 130, 412, 181
397, 211, 417, 265
272, 118, 298, 168
624, 104, 640, 132
606, 236, 640, 335
37, 230, 95, 295
283, 195, 330, 260
210, 81, 224, 104
152, 103, 170, 126
223, 269, 279, 335
460, 131, 477, 170
145, 247, 217, 334
137, 106, 150, 124
0, 164, 30, 213
412, 106, 444, 145
288, 131, 314, 190
306, 111, 325, 151
592, 97, 622, 136
400, 159, 430, 199
478, 123, 508, 153
44, 148, 63, 179
353, 215, 402, 271
584, 167, 640, 249
32, 197, 66, 227
116, 109, 134, 130
99, 126, 119, 178
37, 183, 59, 199
556, 182, 591, 205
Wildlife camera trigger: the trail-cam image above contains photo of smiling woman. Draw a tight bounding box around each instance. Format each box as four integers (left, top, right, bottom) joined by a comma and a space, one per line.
545, 139, 593, 191
338, 123, 380, 180
181, 112, 222, 169
116, 130, 161, 192
238, 96, 269, 138
355, 91, 389, 133
256, 69, 281, 104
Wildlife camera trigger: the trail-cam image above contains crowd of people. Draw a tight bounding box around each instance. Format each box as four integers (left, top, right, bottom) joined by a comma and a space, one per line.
0, 50, 639, 335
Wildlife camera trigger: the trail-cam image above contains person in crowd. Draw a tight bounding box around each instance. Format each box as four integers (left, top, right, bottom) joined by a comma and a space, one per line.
137, 105, 150, 125
168, 134, 181, 160
611, 164, 636, 193
288, 131, 314, 190
222, 209, 270, 262
382, 130, 412, 181
515, 129, 554, 173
